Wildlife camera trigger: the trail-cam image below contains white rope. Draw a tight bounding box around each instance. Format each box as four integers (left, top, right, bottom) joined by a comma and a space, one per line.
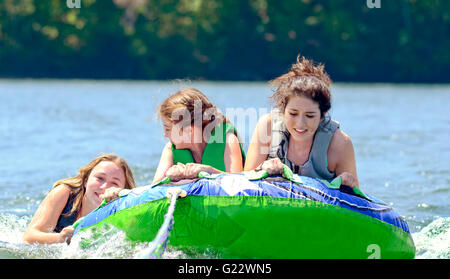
134, 187, 186, 259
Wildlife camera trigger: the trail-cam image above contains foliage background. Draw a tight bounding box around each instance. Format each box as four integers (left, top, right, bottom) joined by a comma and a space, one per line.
1, 0, 449, 82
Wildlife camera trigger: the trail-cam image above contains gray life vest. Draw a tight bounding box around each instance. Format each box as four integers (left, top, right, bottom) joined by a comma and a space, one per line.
268, 108, 340, 182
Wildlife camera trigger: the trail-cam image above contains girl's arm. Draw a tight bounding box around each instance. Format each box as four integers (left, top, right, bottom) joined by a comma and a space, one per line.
244, 113, 272, 171
327, 129, 359, 188
223, 132, 244, 173
22, 185, 73, 244
151, 142, 174, 184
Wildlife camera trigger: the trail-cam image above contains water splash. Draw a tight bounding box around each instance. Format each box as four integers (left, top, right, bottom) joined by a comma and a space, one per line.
2, 213, 449, 259
64, 228, 140, 258
0, 213, 62, 259
0, 213, 191, 259
412, 217, 450, 259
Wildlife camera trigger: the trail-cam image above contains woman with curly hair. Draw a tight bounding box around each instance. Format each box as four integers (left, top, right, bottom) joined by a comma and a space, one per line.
245, 55, 359, 188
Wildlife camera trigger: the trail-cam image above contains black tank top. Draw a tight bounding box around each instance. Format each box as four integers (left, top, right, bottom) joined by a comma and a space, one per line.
54, 192, 79, 233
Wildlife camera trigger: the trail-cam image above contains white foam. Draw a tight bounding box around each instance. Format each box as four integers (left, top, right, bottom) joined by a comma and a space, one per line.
412, 217, 450, 259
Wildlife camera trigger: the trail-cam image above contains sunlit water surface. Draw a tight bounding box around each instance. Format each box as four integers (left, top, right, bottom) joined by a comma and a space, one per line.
0, 80, 448, 259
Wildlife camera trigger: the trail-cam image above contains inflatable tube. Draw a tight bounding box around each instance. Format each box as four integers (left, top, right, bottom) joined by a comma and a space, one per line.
74, 171, 415, 259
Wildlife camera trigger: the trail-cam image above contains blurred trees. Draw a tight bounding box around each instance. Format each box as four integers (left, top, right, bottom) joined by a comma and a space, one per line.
0, 0, 449, 82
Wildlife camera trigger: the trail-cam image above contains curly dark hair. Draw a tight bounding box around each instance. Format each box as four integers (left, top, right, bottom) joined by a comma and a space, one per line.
269, 54, 332, 118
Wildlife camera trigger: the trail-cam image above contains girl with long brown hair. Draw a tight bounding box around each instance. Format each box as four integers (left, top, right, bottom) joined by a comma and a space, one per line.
245, 55, 359, 188
23, 154, 136, 244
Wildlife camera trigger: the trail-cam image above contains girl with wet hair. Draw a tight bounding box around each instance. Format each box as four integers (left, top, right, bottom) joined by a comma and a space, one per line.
153, 88, 245, 184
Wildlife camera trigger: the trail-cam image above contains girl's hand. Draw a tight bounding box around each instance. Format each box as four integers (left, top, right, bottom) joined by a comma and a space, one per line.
260, 158, 284, 175
100, 187, 123, 202
165, 163, 186, 182
338, 172, 358, 188
59, 226, 75, 244
184, 163, 211, 179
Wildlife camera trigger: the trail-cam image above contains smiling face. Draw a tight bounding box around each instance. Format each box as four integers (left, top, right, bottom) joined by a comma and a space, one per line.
83, 161, 126, 209
284, 95, 322, 142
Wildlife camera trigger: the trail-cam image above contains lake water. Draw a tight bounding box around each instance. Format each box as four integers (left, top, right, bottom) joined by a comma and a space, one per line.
0, 79, 449, 259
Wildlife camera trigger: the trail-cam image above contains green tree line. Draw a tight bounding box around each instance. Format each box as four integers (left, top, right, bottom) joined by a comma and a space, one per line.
1, 0, 449, 82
